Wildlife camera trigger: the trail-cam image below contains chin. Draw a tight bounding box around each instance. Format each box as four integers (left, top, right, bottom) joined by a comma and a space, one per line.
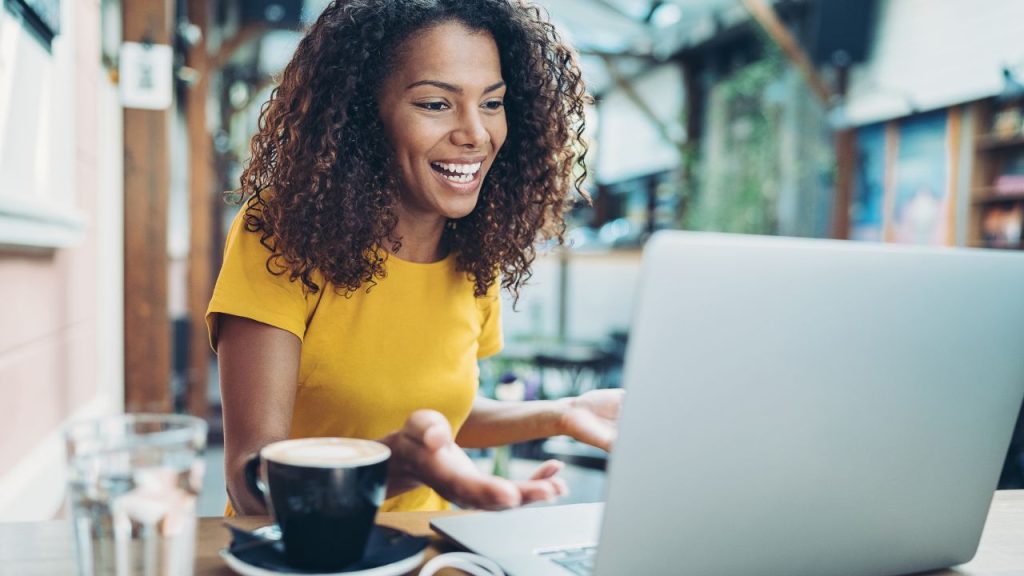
441, 198, 482, 221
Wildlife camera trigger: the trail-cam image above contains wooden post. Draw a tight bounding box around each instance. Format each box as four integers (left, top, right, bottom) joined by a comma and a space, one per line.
832, 129, 855, 239
679, 58, 700, 225
123, 0, 173, 412
186, 0, 213, 419
945, 106, 962, 246
882, 121, 900, 242
681, 58, 701, 143
831, 64, 854, 240
830, 65, 854, 240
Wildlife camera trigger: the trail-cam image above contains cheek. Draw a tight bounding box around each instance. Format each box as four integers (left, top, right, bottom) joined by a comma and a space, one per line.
393, 121, 444, 160
491, 118, 508, 151
381, 108, 424, 153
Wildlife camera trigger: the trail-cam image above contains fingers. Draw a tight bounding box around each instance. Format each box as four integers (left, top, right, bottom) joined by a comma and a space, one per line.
563, 389, 624, 453
580, 388, 625, 419
452, 476, 522, 511
600, 389, 626, 418
514, 476, 568, 504
401, 409, 452, 452
384, 410, 453, 499
421, 420, 452, 452
529, 459, 564, 481
393, 411, 527, 510
441, 461, 570, 510
514, 460, 568, 504
390, 410, 578, 510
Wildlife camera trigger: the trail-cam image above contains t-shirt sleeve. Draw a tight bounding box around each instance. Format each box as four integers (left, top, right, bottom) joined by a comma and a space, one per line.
206, 209, 310, 351
476, 280, 504, 359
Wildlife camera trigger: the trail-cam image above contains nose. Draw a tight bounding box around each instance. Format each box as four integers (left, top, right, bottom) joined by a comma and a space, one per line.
450, 108, 489, 149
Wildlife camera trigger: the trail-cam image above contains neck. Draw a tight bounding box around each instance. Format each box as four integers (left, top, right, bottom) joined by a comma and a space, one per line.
389, 217, 449, 263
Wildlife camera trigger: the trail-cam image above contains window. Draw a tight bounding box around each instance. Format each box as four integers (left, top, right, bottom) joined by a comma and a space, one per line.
3, 0, 60, 50
0, 0, 83, 249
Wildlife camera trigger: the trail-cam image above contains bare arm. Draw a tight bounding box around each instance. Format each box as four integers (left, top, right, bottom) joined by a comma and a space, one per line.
456, 390, 624, 452
455, 396, 569, 448
217, 314, 300, 515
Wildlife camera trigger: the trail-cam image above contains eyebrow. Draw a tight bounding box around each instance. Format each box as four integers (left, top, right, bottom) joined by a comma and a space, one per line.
405, 80, 506, 95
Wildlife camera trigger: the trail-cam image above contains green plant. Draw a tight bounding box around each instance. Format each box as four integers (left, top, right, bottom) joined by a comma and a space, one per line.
684, 48, 786, 234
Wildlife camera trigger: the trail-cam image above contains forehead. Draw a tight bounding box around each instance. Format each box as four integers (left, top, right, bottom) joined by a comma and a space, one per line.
387, 21, 503, 86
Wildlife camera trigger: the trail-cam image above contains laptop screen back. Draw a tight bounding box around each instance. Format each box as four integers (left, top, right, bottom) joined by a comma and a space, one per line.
596, 232, 1024, 576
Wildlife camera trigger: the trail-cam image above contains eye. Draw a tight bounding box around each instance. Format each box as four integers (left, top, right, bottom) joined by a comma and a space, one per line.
415, 101, 450, 112
482, 99, 505, 111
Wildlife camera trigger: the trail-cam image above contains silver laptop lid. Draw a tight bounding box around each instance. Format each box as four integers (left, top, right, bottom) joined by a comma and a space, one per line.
596, 232, 1024, 576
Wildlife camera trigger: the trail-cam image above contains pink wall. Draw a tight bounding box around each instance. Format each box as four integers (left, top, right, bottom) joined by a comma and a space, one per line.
0, 0, 104, 482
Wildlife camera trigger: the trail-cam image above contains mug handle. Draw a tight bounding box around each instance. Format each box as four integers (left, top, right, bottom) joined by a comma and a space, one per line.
243, 452, 268, 503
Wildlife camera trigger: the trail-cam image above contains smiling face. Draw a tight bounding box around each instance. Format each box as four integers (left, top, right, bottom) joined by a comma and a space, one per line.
377, 21, 508, 232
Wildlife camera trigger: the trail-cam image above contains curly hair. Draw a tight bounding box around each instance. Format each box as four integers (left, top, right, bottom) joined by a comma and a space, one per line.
237, 0, 589, 300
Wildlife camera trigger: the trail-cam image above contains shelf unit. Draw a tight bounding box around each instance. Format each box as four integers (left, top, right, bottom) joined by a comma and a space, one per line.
968, 99, 1024, 249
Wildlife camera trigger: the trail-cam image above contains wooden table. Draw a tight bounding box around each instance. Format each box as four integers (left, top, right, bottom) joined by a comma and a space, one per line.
2, 491, 1023, 575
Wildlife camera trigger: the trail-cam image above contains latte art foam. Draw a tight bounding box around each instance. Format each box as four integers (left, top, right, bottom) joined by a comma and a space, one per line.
262, 438, 390, 468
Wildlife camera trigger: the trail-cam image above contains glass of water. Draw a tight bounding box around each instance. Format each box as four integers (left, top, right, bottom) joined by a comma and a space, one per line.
65, 413, 207, 576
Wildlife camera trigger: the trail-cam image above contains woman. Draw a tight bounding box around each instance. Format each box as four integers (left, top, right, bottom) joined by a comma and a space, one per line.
207, 0, 623, 515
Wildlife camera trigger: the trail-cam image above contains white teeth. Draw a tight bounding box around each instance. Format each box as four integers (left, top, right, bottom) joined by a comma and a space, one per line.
443, 172, 474, 183
433, 161, 482, 175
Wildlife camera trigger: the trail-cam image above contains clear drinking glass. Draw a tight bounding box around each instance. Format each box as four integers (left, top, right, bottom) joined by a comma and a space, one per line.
65, 413, 207, 576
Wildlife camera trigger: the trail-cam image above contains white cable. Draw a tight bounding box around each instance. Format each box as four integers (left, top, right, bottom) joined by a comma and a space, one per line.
418, 552, 506, 576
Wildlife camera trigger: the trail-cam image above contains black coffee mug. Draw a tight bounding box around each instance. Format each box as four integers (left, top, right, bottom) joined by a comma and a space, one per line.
244, 437, 391, 571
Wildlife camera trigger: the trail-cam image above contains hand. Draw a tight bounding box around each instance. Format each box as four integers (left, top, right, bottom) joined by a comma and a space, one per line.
559, 388, 625, 452
380, 410, 568, 510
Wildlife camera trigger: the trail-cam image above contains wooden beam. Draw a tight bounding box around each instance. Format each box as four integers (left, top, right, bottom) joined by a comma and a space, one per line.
600, 54, 684, 151
186, 0, 213, 420
210, 23, 268, 70
123, 0, 173, 413
742, 0, 832, 106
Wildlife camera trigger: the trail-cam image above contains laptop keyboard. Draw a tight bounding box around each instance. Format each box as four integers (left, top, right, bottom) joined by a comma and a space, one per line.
539, 544, 598, 576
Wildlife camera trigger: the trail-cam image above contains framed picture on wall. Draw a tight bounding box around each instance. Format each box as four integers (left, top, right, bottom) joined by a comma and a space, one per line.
890, 110, 951, 245
851, 107, 961, 246
3, 0, 61, 48
851, 123, 886, 241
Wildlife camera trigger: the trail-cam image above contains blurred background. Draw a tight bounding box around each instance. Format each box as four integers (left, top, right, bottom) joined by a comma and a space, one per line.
3, 0, 1024, 520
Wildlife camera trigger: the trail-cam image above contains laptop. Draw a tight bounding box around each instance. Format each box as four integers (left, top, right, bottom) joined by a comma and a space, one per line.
431, 231, 1024, 576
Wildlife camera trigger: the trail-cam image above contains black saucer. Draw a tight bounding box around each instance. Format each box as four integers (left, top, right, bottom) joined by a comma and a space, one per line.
224, 524, 430, 575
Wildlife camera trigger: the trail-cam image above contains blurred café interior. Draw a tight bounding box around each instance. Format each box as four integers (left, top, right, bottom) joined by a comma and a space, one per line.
3, 0, 1024, 525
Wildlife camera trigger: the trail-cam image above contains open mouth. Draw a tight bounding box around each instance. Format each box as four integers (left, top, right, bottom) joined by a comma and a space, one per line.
430, 161, 483, 184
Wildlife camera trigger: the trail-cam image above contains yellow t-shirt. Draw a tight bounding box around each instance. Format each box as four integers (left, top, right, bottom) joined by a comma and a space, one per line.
206, 209, 503, 513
